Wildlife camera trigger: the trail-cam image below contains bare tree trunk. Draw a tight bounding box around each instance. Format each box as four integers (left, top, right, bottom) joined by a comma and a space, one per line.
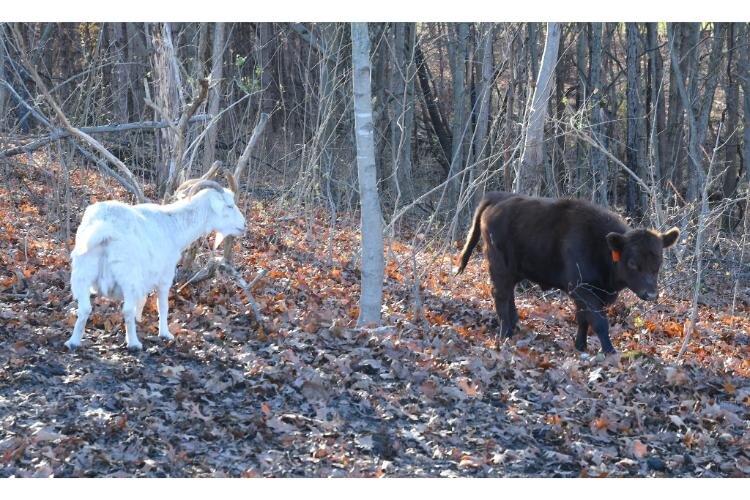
125, 23, 146, 121
204, 22, 226, 167
448, 23, 469, 213
528, 23, 538, 85
646, 22, 666, 192
191, 22, 208, 80
471, 23, 493, 205
740, 24, 750, 187
415, 43, 452, 171
256, 23, 275, 119
722, 23, 741, 230
149, 23, 182, 193
351, 22, 384, 326
667, 24, 707, 202
551, 26, 567, 196
574, 24, 587, 195
390, 22, 417, 207
590, 22, 607, 205
664, 23, 685, 192
515, 22, 561, 195
318, 23, 341, 193
669, 23, 725, 203
109, 23, 129, 123
0, 30, 7, 123
625, 23, 647, 216
372, 23, 391, 190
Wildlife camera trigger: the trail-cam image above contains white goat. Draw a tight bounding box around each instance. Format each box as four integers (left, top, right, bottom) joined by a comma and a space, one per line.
66, 178, 245, 350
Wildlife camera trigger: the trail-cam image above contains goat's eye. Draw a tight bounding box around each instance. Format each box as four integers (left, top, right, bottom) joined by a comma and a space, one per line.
627, 259, 638, 270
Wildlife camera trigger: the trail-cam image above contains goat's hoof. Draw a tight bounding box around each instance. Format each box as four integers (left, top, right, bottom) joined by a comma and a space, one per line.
158, 332, 174, 341
64, 340, 79, 351
127, 342, 143, 352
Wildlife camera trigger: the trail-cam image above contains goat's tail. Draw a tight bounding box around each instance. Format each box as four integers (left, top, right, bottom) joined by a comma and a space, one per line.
455, 197, 493, 275
71, 220, 111, 257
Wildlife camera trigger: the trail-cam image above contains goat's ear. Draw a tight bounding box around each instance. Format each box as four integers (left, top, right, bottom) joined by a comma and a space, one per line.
209, 195, 224, 214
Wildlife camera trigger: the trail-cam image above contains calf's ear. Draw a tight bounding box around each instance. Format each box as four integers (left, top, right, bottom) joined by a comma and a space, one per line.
661, 227, 680, 248
606, 232, 626, 252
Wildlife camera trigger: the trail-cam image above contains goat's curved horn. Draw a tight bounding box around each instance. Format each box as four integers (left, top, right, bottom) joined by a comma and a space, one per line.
201, 160, 223, 181
187, 179, 226, 198
224, 170, 238, 193
174, 178, 198, 195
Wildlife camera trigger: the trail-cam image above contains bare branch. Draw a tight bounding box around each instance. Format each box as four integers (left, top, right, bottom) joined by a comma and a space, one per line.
10, 23, 147, 202
233, 112, 270, 182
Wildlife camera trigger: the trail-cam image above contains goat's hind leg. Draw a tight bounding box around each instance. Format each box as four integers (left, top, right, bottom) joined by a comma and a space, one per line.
66, 292, 91, 350
66, 262, 95, 350
122, 293, 143, 351
156, 285, 173, 341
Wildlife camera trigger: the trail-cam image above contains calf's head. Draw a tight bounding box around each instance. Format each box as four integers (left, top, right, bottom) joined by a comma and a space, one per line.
606, 227, 680, 301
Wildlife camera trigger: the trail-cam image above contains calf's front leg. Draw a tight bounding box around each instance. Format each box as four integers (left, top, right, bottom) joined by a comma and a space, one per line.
572, 290, 615, 355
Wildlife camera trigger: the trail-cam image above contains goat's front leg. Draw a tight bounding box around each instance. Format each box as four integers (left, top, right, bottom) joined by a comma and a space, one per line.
157, 285, 174, 341
122, 295, 143, 351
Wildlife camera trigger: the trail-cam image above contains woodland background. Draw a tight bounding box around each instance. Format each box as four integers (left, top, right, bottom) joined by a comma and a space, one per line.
0, 22, 748, 477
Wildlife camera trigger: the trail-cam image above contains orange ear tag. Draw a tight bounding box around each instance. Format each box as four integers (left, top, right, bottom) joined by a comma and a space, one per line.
611, 249, 621, 263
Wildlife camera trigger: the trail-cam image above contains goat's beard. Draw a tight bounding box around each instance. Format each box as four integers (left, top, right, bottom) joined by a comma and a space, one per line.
213, 232, 226, 250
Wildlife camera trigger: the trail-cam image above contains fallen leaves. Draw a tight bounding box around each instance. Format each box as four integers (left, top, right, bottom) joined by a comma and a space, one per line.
0, 162, 748, 478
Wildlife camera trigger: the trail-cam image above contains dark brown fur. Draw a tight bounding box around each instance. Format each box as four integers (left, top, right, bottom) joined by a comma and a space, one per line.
457, 192, 680, 354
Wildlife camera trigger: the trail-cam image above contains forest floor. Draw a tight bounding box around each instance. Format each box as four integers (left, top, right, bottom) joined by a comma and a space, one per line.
1, 159, 749, 477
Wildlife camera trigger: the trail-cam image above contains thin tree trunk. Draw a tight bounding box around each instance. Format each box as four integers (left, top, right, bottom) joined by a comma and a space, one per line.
625, 23, 647, 216
193, 23, 209, 79
552, 27, 567, 196
722, 23, 741, 230
471, 23, 493, 205
740, 24, 750, 187
351, 22, 384, 326
125, 23, 146, 121
390, 22, 417, 206
646, 22, 666, 192
256, 23, 275, 118
515, 22, 561, 195
204, 22, 226, 167
0, 30, 7, 124
574, 23, 587, 195
448, 23, 469, 213
109, 23, 129, 123
415, 44, 452, 170
664, 23, 685, 193
590, 22, 606, 205
528, 23, 539, 85
667, 23, 707, 201
150, 22, 182, 193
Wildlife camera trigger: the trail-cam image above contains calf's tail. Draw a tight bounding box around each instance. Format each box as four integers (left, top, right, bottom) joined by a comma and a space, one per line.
456, 197, 494, 275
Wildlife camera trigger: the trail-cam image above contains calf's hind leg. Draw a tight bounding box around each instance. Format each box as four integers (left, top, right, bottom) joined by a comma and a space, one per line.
488, 255, 518, 348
